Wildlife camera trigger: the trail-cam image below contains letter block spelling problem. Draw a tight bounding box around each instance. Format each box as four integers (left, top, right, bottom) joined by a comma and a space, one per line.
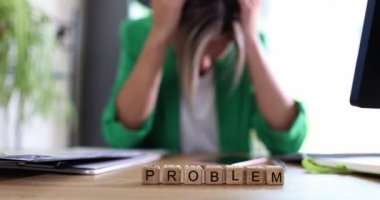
142, 165, 285, 185
184, 165, 203, 185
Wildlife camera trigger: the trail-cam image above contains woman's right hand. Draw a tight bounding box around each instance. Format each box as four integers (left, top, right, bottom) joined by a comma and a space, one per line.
117, 1, 185, 130
151, 0, 186, 43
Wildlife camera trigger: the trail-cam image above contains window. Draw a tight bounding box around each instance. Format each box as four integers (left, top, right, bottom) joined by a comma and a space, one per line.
0, 0, 80, 150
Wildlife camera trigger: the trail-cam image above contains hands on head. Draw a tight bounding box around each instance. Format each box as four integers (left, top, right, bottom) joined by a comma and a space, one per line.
150, 0, 186, 44
150, 0, 261, 44
237, 0, 261, 38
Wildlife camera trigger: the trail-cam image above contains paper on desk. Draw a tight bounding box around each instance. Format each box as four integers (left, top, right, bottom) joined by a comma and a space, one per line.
313, 156, 380, 175
0, 150, 143, 163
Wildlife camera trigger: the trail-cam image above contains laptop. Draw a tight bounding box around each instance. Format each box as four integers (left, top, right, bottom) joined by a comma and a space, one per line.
0, 148, 167, 175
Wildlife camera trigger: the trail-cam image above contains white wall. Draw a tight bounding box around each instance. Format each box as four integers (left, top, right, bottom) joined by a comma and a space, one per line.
265, 0, 380, 153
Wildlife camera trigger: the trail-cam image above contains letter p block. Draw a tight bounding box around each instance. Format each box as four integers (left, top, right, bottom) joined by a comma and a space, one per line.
142, 165, 160, 185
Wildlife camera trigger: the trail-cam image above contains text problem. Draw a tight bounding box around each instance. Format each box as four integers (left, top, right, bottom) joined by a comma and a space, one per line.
142, 165, 284, 185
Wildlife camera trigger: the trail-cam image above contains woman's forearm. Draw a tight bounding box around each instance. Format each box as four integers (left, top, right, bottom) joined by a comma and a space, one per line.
117, 31, 169, 130
117, 0, 186, 130
246, 36, 298, 131
238, 0, 297, 131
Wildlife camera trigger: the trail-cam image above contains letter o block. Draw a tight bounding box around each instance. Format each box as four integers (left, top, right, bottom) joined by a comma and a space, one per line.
205, 165, 224, 185
184, 165, 203, 185
163, 165, 182, 185
266, 166, 284, 185
142, 165, 160, 185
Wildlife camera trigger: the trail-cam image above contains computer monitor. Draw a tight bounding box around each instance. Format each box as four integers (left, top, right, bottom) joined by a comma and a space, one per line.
351, 0, 380, 108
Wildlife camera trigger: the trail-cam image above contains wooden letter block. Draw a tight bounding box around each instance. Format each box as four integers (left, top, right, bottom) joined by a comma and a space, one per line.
266, 166, 284, 185
142, 165, 160, 185
163, 165, 182, 185
184, 165, 203, 185
245, 166, 265, 185
225, 166, 245, 185
204, 165, 224, 185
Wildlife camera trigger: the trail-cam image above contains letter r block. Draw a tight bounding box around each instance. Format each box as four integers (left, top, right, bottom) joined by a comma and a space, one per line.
184, 165, 203, 185
266, 166, 284, 185
163, 165, 182, 185
142, 165, 160, 185
204, 165, 224, 185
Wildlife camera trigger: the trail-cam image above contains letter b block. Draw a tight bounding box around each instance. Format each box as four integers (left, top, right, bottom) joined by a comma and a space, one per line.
205, 165, 224, 185
163, 165, 182, 185
184, 165, 203, 185
266, 166, 284, 185
142, 165, 160, 185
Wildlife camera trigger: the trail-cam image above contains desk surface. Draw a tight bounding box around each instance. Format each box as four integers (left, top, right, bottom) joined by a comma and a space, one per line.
0, 155, 379, 200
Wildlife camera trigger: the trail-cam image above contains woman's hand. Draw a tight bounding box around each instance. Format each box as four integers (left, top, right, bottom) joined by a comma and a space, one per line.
151, 0, 186, 43
117, 1, 185, 130
238, 0, 261, 38
238, 0, 298, 131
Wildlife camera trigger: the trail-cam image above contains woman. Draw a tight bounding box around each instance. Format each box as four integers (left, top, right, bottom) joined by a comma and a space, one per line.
102, 0, 307, 154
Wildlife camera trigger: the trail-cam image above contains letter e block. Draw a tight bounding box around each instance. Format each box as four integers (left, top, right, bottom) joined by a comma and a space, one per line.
142, 165, 160, 185
184, 165, 203, 185
266, 166, 284, 185
246, 166, 265, 185
204, 165, 224, 185
163, 165, 182, 185
225, 166, 245, 185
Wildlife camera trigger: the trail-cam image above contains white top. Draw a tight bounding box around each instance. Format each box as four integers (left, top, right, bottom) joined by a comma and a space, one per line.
180, 69, 219, 154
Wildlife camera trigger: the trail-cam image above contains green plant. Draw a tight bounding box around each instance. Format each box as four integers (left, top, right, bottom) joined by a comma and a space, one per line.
0, 0, 74, 149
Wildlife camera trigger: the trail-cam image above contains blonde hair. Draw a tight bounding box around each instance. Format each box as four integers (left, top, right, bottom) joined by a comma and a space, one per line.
177, 0, 246, 100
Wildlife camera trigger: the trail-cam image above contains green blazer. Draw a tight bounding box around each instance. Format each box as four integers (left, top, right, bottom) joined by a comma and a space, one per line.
102, 16, 308, 154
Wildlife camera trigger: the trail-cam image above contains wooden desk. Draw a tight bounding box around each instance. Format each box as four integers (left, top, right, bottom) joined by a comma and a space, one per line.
0, 155, 379, 200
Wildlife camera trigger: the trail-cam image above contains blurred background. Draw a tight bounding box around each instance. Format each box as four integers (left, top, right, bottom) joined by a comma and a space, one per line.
0, 0, 379, 154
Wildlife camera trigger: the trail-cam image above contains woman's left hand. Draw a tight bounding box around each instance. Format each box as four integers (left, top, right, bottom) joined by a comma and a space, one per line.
238, 0, 298, 131
238, 0, 261, 38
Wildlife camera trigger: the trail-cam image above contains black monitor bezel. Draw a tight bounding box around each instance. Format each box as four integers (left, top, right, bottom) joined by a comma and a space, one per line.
350, 0, 380, 108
